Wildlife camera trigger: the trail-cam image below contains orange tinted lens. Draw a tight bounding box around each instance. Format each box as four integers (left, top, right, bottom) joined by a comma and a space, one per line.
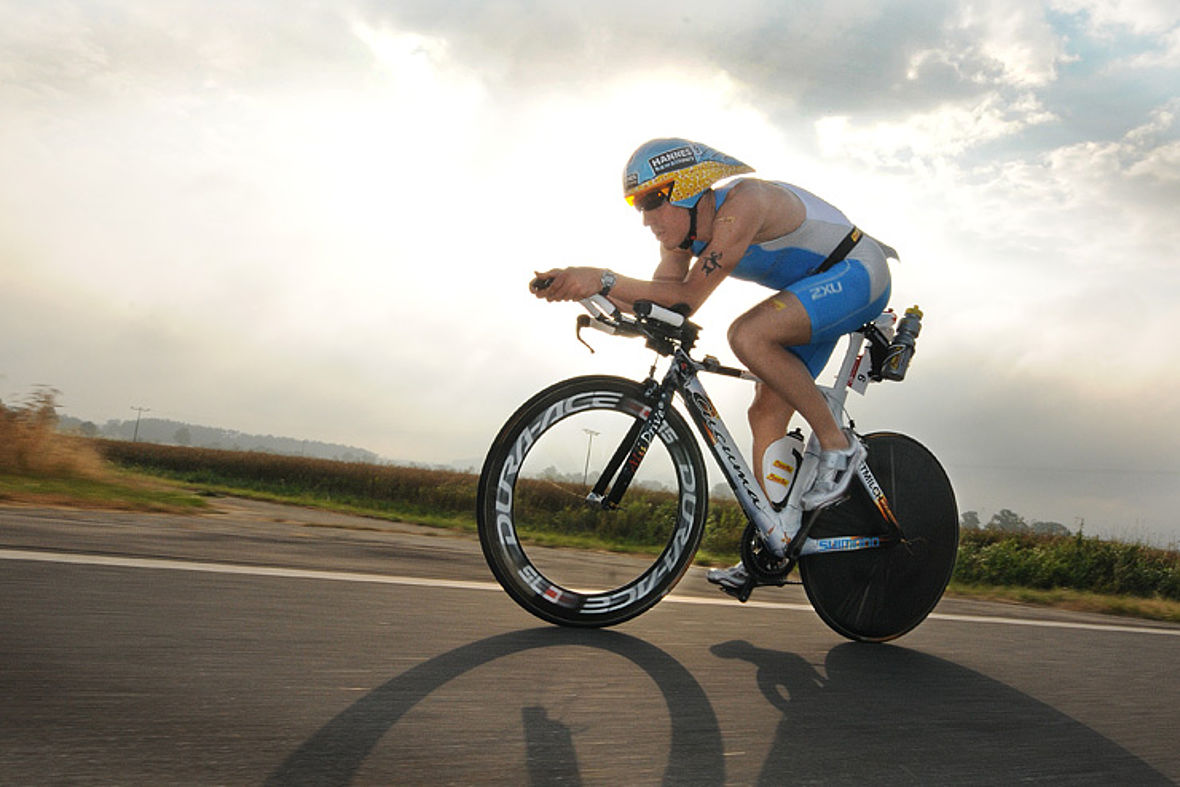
632, 184, 672, 212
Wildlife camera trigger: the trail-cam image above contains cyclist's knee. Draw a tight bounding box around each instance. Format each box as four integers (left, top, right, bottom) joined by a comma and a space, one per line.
727, 311, 767, 361
728, 298, 810, 362
727, 317, 751, 359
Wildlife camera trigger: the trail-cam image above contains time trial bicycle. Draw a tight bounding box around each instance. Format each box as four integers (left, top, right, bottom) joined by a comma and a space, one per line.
477, 293, 958, 641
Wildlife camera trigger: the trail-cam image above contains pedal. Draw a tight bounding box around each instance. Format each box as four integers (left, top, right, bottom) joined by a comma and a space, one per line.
736, 574, 757, 603
715, 574, 758, 603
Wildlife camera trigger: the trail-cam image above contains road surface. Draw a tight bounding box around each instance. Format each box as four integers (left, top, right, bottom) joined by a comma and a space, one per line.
2, 498, 1177, 784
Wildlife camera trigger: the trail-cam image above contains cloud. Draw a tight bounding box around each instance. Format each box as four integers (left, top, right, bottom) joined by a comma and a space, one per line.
3, 0, 1180, 542
815, 91, 1058, 169
908, 2, 1071, 89
1050, 0, 1180, 38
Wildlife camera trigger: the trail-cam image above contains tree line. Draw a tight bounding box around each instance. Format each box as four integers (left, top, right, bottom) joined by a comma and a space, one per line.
960, 509, 1072, 537
58, 414, 379, 464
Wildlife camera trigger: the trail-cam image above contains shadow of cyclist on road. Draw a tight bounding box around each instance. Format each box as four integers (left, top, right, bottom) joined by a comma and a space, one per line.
270, 627, 725, 786
712, 639, 1170, 785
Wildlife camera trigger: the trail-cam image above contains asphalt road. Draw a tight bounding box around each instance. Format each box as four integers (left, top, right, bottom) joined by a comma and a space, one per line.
2, 499, 1178, 785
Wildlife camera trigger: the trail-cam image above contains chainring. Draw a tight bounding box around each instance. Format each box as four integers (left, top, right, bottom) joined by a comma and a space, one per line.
739, 522, 795, 584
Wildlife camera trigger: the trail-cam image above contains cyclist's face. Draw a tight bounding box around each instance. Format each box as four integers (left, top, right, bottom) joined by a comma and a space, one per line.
641, 201, 689, 247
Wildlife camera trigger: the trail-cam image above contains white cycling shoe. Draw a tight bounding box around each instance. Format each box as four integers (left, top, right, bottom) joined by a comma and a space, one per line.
706, 563, 750, 594
800, 429, 866, 510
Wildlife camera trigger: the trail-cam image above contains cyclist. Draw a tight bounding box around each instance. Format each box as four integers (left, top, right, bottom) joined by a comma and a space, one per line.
532, 137, 895, 593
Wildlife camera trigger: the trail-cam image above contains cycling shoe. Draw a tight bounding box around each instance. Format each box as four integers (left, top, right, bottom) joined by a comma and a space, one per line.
801, 429, 866, 510
706, 563, 749, 595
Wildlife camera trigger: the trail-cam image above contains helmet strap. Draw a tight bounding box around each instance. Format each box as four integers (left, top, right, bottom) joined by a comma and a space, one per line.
678, 204, 699, 250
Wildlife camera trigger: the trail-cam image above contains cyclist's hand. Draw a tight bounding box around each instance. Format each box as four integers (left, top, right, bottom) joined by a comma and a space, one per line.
530, 267, 600, 301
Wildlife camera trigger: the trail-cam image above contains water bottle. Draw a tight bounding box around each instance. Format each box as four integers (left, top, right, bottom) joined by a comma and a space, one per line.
762, 428, 806, 506
883, 305, 922, 381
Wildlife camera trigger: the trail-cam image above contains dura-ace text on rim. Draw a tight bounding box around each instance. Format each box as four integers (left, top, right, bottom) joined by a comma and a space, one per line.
492, 390, 699, 612
478, 376, 708, 627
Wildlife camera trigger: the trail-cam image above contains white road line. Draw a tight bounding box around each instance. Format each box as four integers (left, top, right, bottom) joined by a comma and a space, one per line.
0, 548, 501, 592
3, 548, 1178, 637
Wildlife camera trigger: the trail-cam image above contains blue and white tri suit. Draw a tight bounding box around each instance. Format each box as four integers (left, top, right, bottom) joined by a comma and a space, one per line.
691, 180, 894, 377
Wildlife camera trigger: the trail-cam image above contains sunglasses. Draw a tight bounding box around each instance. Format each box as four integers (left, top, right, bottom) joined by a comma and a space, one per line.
628, 183, 674, 212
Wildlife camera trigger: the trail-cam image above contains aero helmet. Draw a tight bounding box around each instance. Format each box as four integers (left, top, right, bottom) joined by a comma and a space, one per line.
623, 138, 753, 209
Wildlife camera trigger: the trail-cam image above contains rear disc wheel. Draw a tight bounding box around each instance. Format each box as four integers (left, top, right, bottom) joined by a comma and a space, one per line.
800, 432, 958, 642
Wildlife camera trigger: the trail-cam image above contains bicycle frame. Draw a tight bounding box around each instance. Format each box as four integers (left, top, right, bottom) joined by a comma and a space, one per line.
578, 296, 902, 562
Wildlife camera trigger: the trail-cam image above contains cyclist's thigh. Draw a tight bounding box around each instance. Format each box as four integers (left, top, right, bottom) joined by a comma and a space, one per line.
785, 255, 890, 344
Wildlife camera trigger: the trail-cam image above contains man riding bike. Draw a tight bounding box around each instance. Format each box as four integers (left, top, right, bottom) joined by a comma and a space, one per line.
531, 138, 895, 593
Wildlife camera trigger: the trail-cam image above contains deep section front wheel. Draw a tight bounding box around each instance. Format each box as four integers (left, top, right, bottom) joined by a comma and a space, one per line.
477, 375, 708, 627
800, 432, 958, 642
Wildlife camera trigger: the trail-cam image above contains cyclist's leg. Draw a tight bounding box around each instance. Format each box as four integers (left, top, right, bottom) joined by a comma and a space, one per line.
748, 381, 795, 488
709, 381, 793, 595
714, 304, 831, 595
793, 257, 891, 347
730, 258, 890, 504
728, 293, 848, 452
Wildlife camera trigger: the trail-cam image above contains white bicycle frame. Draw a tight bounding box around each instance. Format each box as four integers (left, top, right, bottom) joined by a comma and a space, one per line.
579, 295, 899, 560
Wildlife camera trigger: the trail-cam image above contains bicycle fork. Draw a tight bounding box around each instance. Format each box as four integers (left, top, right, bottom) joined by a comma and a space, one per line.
584, 377, 676, 510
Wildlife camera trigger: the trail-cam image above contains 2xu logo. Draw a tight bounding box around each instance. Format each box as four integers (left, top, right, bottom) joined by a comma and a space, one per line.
809, 281, 843, 301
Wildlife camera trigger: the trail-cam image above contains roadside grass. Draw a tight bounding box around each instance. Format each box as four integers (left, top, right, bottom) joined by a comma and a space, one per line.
0, 471, 208, 513
163, 480, 473, 532
946, 582, 1180, 625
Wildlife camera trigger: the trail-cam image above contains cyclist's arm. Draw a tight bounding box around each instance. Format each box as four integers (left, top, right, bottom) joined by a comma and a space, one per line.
652, 244, 692, 283
532, 181, 770, 313
610, 245, 691, 312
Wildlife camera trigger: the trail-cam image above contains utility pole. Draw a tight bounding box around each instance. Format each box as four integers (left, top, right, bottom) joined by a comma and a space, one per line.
131, 406, 150, 442
582, 428, 599, 486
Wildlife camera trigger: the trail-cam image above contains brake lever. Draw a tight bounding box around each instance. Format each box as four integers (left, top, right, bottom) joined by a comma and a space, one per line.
575, 314, 596, 353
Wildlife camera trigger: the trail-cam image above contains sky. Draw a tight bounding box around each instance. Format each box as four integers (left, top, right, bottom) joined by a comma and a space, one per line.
2, 0, 1179, 544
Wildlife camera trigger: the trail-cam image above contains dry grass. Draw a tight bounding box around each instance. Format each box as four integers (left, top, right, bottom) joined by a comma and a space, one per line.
0, 387, 106, 479
0, 387, 203, 510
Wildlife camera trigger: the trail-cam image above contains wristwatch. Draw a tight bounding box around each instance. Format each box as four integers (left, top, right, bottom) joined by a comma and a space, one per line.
599, 269, 617, 297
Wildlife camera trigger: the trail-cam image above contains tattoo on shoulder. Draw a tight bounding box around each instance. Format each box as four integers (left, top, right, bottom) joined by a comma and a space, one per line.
702, 251, 723, 276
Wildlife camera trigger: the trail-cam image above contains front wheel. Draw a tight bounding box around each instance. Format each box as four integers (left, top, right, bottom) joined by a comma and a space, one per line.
477, 375, 708, 627
800, 432, 958, 642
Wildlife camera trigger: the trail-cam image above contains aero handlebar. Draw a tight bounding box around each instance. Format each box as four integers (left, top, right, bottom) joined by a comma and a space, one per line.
530, 275, 697, 354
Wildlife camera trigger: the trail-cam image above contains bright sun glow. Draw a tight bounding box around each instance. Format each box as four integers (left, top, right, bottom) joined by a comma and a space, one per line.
2, 1, 1179, 542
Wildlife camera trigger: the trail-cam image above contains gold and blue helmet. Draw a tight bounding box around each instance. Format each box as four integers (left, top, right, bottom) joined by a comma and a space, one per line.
623, 138, 753, 209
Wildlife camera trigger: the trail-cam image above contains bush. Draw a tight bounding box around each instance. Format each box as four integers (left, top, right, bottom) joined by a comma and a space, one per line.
954, 529, 1180, 601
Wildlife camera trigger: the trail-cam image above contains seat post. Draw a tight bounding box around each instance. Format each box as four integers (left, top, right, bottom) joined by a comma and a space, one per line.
820, 331, 867, 421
